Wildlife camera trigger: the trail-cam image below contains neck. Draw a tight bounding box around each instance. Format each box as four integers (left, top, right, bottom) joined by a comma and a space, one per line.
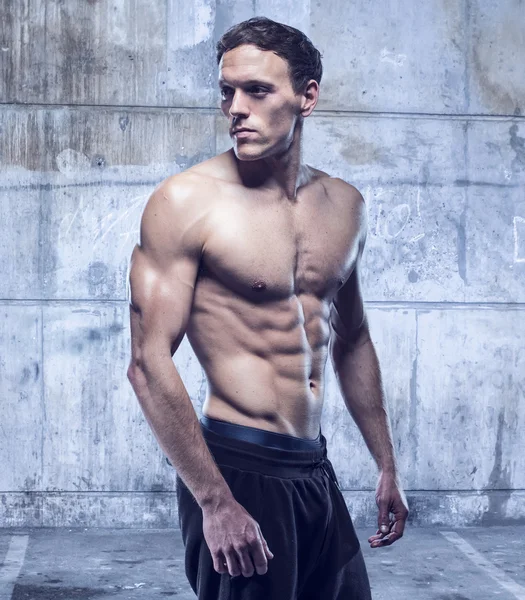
234, 119, 309, 201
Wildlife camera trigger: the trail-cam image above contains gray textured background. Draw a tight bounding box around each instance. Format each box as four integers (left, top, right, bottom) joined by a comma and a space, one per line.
0, 0, 524, 528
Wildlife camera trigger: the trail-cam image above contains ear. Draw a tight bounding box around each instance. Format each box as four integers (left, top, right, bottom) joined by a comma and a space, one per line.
300, 79, 319, 117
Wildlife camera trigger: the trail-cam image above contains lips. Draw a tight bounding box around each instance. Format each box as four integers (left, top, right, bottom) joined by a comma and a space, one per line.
232, 128, 255, 134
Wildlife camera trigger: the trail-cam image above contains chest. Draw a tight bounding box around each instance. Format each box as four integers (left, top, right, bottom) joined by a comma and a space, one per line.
200, 188, 360, 301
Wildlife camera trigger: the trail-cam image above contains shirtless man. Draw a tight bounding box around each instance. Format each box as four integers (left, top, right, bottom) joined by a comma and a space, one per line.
127, 16, 408, 600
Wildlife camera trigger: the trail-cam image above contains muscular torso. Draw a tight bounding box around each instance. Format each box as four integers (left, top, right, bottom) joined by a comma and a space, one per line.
182, 150, 362, 439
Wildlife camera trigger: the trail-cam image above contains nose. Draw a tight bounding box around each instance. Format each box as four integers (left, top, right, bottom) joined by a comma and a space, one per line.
229, 90, 249, 118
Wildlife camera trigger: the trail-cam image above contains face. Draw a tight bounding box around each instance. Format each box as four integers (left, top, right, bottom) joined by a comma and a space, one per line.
218, 44, 316, 161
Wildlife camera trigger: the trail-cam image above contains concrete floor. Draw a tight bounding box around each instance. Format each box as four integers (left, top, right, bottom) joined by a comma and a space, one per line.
1, 526, 524, 599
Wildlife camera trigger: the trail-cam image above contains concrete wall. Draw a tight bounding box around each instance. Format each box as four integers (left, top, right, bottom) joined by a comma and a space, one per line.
1, 0, 523, 528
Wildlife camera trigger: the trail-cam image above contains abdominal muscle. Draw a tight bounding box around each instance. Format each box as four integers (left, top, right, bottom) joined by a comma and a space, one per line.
185, 284, 330, 440
202, 364, 325, 441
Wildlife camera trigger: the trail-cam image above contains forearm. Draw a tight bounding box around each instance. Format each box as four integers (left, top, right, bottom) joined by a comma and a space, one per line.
128, 357, 234, 511
330, 330, 398, 475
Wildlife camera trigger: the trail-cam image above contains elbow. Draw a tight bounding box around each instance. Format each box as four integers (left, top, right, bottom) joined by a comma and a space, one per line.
127, 364, 138, 384
127, 349, 173, 386
330, 324, 371, 362
127, 359, 144, 385
127, 364, 149, 394
127, 345, 151, 383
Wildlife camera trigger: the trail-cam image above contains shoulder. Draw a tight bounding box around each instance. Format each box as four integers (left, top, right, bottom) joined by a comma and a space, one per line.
305, 166, 365, 202
323, 176, 365, 205
183, 151, 238, 185
140, 153, 238, 248
324, 177, 366, 216
319, 176, 368, 244
152, 150, 233, 198
139, 170, 218, 258
154, 168, 220, 205
144, 163, 225, 228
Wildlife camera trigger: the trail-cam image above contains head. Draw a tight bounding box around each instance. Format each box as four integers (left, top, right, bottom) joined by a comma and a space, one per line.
216, 17, 323, 161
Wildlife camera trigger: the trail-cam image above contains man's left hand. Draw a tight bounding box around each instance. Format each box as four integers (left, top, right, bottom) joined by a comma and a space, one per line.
368, 470, 409, 548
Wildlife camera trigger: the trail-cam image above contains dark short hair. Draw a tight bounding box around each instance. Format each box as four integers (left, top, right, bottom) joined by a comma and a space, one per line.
216, 16, 323, 95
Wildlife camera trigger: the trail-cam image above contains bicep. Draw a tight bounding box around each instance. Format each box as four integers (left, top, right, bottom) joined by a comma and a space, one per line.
329, 188, 369, 347
127, 182, 204, 368
329, 255, 367, 348
128, 246, 199, 365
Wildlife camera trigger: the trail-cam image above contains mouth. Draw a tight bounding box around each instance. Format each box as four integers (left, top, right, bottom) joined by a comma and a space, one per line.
232, 128, 255, 135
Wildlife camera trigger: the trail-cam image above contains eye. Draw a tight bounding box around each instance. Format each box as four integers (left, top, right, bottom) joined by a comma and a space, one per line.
249, 86, 267, 95
220, 87, 233, 99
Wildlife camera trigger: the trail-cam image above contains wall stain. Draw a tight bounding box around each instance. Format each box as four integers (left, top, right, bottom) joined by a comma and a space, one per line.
109, 323, 124, 335
453, 179, 518, 188
509, 123, 525, 172
409, 316, 419, 470
457, 206, 467, 283
118, 116, 130, 132
87, 261, 107, 286
87, 329, 102, 342
67, 323, 123, 355
20, 366, 32, 386
471, 12, 524, 113
59, 7, 108, 87
481, 408, 512, 525
91, 155, 106, 168
472, 45, 516, 113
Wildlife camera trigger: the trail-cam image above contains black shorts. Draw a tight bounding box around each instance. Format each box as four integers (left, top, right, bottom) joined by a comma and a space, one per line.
175, 416, 372, 600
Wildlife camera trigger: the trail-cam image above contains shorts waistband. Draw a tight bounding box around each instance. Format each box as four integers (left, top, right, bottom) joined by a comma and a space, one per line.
200, 415, 322, 451
197, 416, 339, 482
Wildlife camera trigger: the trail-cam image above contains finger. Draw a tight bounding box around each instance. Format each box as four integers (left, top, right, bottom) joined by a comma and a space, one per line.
224, 549, 242, 578
392, 512, 408, 538
261, 535, 274, 560
235, 546, 255, 578
213, 550, 228, 574
390, 517, 407, 541
370, 533, 393, 547
371, 521, 405, 547
370, 538, 390, 548
385, 532, 402, 544
249, 537, 270, 576
370, 532, 401, 547
255, 524, 274, 561
368, 530, 388, 543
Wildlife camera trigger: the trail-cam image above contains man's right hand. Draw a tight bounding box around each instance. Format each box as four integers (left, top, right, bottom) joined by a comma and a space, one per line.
202, 498, 274, 578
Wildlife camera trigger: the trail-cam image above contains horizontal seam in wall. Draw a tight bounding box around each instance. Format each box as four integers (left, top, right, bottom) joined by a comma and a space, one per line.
2, 489, 524, 494
2, 181, 521, 193
0, 102, 524, 122
1, 300, 525, 309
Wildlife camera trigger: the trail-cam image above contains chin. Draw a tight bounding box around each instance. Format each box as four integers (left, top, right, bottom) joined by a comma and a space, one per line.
233, 141, 281, 162
232, 145, 266, 161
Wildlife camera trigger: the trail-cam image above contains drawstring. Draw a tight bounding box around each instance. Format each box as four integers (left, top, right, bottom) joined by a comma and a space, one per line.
312, 455, 341, 490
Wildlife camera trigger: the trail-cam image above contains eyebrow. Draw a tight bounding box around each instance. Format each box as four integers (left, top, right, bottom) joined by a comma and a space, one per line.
218, 78, 275, 89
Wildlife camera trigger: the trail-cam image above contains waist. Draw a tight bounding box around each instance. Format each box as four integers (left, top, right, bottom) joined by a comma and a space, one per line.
199, 415, 331, 478
201, 415, 322, 451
